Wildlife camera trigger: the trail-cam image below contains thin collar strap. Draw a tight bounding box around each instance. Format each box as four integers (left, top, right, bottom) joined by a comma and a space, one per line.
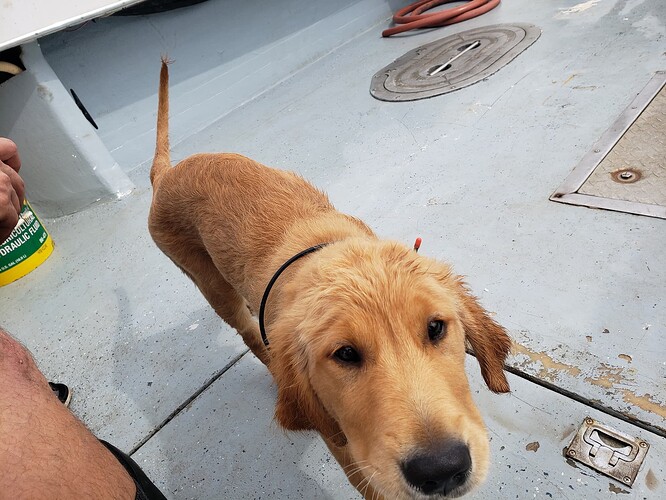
259, 243, 330, 347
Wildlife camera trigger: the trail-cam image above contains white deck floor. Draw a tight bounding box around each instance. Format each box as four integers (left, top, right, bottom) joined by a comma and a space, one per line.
1, 0, 664, 498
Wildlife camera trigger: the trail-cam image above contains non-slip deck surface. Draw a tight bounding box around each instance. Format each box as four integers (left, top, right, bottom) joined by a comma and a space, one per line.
1, 0, 664, 498
579, 82, 666, 206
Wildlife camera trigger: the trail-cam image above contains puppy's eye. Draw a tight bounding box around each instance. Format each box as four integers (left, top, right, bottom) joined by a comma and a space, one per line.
427, 319, 447, 342
334, 346, 361, 364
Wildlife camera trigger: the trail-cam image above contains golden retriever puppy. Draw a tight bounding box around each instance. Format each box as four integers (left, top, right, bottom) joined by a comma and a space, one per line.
148, 60, 511, 499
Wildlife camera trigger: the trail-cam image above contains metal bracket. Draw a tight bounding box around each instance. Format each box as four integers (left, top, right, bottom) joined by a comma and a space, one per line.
565, 418, 649, 487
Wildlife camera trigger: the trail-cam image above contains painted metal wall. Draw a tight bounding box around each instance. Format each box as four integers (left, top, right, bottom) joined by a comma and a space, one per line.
0, 0, 144, 51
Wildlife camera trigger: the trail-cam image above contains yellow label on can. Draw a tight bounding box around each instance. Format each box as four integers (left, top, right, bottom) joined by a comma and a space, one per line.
0, 202, 54, 286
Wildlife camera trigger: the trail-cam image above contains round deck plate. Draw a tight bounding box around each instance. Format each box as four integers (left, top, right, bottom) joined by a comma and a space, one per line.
370, 23, 541, 102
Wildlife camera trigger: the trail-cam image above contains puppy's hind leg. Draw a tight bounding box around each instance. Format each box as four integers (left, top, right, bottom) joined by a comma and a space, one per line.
174, 250, 270, 366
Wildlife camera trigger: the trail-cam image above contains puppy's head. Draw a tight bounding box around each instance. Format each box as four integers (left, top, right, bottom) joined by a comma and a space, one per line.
269, 239, 510, 499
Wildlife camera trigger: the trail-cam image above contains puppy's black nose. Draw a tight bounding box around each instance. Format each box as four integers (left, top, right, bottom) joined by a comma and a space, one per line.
401, 440, 472, 496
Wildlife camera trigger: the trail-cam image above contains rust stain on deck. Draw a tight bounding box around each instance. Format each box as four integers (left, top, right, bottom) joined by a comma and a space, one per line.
560, 424, 576, 441
645, 469, 659, 491
618, 354, 632, 363
525, 441, 540, 452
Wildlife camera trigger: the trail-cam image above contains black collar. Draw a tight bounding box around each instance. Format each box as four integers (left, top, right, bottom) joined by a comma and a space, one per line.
259, 243, 330, 347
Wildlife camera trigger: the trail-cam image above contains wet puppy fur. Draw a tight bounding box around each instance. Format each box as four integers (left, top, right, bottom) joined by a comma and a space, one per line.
148, 59, 511, 499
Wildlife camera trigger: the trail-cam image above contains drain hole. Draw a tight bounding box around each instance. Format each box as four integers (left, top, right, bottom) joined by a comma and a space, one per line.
611, 168, 642, 184
458, 40, 481, 52
428, 64, 451, 75
429, 40, 481, 76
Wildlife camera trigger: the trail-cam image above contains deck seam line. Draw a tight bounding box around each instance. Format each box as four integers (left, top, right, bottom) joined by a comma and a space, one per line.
465, 348, 665, 439
129, 349, 664, 458
128, 348, 250, 456
501, 361, 666, 440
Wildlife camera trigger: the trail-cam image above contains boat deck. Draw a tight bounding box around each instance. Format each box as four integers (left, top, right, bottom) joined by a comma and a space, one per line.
1, 0, 664, 497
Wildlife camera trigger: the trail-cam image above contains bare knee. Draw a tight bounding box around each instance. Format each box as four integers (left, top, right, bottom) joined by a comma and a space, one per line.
0, 328, 137, 499
0, 327, 47, 387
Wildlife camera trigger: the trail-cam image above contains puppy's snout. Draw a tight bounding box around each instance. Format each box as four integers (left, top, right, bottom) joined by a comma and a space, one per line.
401, 440, 472, 496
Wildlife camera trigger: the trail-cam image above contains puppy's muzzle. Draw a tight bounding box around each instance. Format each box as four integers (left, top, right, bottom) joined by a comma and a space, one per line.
401, 440, 472, 496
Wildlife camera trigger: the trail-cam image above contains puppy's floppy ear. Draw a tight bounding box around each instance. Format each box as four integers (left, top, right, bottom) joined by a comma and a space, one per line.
455, 277, 511, 393
270, 321, 347, 447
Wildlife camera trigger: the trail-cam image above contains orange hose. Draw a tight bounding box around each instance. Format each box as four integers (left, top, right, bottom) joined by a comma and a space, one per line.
382, 0, 501, 37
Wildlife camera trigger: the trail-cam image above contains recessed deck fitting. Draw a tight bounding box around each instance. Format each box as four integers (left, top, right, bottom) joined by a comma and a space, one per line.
552, 71, 666, 219
370, 23, 541, 102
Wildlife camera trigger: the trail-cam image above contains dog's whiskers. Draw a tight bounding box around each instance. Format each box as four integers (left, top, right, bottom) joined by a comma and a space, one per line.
345, 464, 373, 479
375, 478, 401, 500
360, 471, 378, 498
370, 476, 381, 500
342, 459, 368, 472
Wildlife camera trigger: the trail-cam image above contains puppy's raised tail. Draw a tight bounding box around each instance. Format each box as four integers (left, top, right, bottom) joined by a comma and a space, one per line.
150, 57, 172, 187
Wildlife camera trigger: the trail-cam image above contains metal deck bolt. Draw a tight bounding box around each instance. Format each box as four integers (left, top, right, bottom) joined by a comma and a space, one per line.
611, 168, 642, 184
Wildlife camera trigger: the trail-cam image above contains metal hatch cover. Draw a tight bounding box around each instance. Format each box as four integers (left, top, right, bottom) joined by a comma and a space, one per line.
551, 71, 666, 219
370, 23, 541, 102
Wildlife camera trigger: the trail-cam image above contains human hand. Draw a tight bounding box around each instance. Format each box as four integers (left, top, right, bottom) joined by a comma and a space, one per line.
0, 137, 25, 242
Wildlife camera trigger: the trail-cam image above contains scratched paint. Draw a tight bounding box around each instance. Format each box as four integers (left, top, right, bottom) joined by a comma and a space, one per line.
512, 342, 582, 381
609, 482, 630, 494
620, 390, 666, 419
511, 342, 665, 428
562, 73, 577, 86
559, 0, 601, 15
584, 362, 625, 389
